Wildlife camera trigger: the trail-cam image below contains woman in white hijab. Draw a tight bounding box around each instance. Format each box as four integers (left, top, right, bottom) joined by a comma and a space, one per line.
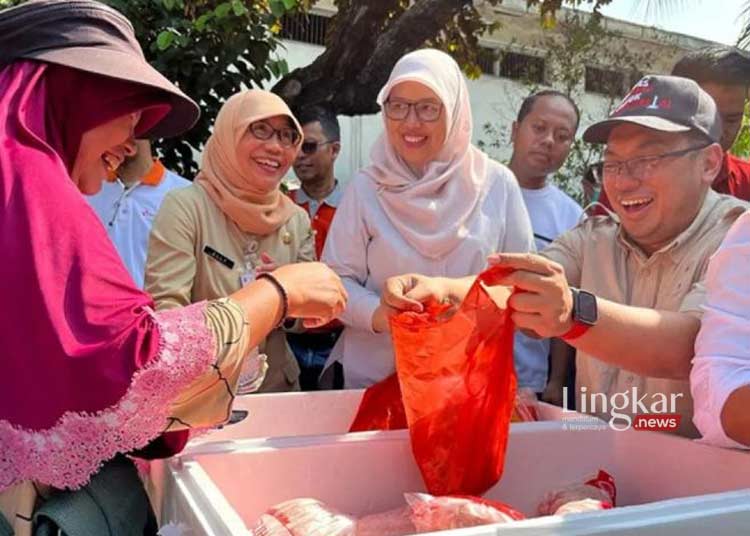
322, 48, 534, 388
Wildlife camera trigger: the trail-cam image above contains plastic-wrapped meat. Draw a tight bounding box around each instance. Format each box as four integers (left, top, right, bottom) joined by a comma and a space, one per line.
251, 498, 355, 536
252, 493, 526, 536
552, 498, 613, 516
537, 470, 617, 516
407, 493, 525, 531
356, 506, 416, 536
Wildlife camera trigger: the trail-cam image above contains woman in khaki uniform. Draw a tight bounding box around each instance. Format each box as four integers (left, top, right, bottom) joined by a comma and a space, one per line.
146, 89, 315, 393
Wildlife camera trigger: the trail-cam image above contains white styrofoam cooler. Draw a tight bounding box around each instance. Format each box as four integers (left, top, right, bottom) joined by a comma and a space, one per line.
151, 389, 565, 519
189, 389, 569, 446
159, 421, 750, 535
188, 389, 367, 445
149, 389, 364, 518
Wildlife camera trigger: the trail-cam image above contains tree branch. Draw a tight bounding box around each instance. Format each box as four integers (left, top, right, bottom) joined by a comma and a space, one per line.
273, 0, 473, 115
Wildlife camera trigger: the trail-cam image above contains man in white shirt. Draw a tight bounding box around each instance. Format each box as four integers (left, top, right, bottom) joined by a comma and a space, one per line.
692, 211, 750, 448
508, 90, 583, 402
87, 140, 190, 288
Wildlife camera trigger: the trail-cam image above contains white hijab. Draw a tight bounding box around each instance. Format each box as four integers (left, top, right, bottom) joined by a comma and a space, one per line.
362, 48, 490, 259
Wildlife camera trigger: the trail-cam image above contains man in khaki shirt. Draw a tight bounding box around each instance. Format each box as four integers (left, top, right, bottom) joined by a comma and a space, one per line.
383, 75, 747, 437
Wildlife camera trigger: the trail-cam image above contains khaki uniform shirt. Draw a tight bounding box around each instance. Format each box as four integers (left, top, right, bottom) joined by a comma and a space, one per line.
146, 184, 315, 392
542, 190, 748, 437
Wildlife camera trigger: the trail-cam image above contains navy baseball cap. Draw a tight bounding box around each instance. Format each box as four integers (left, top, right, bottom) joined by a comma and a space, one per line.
583, 74, 721, 144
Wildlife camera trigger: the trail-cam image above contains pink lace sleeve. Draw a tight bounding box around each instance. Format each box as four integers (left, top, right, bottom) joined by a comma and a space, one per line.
0, 302, 216, 491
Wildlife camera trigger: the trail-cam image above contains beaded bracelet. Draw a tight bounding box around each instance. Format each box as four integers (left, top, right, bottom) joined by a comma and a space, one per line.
257, 272, 289, 327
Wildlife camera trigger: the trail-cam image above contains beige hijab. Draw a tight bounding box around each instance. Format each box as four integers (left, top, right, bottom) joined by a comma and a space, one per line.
196, 89, 301, 235
363, 48, 490, 259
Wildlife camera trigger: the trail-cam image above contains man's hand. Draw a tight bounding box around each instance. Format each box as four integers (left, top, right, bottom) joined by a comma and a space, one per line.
488, 253, 574, 338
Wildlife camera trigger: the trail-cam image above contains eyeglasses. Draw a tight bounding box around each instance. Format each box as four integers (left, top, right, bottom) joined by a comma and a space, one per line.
301, 140, 336, 155
248, 121, 301, 147
383, 99, 443, 122
599, 143, 712, 180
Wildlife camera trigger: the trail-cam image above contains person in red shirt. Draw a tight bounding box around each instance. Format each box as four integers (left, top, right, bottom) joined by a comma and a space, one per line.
290, 105, 343, 259
288, 105, 344, 389
672, 45, 750, 200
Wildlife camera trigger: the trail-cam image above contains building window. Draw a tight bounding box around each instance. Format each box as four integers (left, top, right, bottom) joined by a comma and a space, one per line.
478, 47, 499, 76
499, 52, 545, 84
585, 66, 626, 96
280, 13, 330, 46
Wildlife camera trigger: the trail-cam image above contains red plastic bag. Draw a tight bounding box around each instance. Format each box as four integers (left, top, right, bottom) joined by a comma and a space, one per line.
391, 267, 517, 495
350, 376, 535, 432
354, 267, 514, 496
349, 373, 407, 432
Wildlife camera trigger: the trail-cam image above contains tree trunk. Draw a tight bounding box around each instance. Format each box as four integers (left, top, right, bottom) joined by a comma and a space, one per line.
273, 0, 474, 115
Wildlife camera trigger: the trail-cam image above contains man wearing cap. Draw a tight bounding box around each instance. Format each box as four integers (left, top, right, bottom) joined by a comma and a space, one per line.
594, 46, 750, 211
88, 139, 190, 288
383, 75, 748, 437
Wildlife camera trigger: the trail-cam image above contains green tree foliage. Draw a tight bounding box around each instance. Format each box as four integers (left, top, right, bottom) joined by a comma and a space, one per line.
730, 102, 750, 159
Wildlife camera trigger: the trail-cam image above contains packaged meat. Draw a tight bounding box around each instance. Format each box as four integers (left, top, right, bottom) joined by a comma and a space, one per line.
407, 493, 525, 531
537, 469, 617, 516
356, 506, 415, 536
251, 498, 355, 536
253, 493, 526, 536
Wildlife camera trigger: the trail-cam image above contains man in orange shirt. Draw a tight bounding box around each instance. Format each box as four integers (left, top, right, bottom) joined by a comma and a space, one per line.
672, 45, 750, 201
288, 105, 344, 389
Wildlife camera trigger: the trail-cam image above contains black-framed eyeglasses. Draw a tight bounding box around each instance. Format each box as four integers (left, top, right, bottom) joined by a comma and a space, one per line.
599, 143, 712, 180
383, 98, 443, 122
248, 121, 301, 147
301, 140, 336, 155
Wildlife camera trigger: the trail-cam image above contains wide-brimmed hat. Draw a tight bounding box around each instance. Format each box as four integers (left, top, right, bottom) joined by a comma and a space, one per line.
583, 74, 721, 144
0, 0, 200, 139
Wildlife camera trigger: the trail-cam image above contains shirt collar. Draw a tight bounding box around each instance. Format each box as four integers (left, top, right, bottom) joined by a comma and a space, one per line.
616, 189, 721, 265
295, 180, 342, 208
138, 159, 166, 186
106, 159, 165, 187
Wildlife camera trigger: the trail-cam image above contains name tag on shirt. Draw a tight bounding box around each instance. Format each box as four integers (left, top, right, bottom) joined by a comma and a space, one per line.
203, 245, 235, 269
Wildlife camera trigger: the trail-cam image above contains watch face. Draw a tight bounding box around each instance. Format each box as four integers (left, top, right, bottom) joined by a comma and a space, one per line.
576, 290, 598, 325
